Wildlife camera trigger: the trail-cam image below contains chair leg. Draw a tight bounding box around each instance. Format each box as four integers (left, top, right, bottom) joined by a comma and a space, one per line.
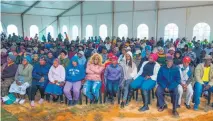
99, 90, 102, 104
148, 90, 151, 105
207, 91, 211, 105
85, 96, 88, 105
79, 90, 82, 105
136, 89, 138, 101
103, 91, 107, 103
152, 89, 155, 99
118, 89, 121, 104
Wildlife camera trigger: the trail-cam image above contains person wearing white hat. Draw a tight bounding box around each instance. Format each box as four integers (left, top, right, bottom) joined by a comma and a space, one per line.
134, 50, 142, 72
193, 55, 213, 110
118, 47, 128, 64
119, 51, 137, 108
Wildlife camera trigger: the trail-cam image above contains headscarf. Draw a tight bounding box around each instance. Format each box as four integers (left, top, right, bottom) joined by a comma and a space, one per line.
149, 53, 158, 61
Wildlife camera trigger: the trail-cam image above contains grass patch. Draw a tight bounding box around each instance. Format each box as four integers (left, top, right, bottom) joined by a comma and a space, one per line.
1, 108, 18, 121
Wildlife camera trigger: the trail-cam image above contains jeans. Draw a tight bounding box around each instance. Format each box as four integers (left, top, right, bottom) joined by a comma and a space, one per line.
83, 80, 101, 100
130, 76, 156, 91
106, 80, 119, 98
156, 85, 179, 110
123, 79, 132, 101
193, 81, 213, 107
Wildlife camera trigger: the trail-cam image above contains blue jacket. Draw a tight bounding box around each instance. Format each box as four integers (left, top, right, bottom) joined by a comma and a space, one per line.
65, 64, 85, 82
32, 64, 51, 87
46, 57, 55, 66
157, 65, 181, 90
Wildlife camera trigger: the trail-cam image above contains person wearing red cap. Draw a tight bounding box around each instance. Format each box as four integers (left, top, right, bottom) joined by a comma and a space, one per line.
128, 53, 160, 112
104, 55, 124, 104
177, 56, 193, 109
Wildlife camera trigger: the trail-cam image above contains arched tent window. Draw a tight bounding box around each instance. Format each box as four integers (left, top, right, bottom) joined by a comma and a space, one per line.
62, 25, 68, 34
72, 25, 78, 40
7, 24, 18, 35
99, 24, 107, 40
46, 25, 54, 38
118, 24, 128, 39
86, 25, 93, 40
164, 23, 178, 40
0, 22, 3, 33
193, 23, 211, 41
137, 24, 149, 39
30, 25, 39, 37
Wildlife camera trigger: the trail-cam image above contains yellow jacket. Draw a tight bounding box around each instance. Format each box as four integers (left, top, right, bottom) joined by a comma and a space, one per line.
195, 63, 213, 86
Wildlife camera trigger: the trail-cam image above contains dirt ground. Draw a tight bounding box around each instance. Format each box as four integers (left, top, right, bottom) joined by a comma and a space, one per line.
1, 96, 213, 121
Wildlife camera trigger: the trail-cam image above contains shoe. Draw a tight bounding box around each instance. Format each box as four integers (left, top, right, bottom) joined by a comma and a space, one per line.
177, 105, 181, 108
194, 105, 198, 111
72, 100, 78, 106
139, 90, 149, 112
31, 101, 35, 107
19, 99, 25, 104
138, 106, 149, 112
158, 104, 167, 112
38, 98, 44, 104
184, 103, 191, 109
172, 110, 179, 117
15, 98, 20, 103
68, 100, 73, 106
120, 102, 125, 108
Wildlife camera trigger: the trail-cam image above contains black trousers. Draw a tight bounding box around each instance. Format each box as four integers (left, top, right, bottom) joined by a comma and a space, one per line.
30, 85, 45, 101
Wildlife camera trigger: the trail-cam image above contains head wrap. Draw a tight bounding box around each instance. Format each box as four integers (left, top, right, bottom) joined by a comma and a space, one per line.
24, 55, 32, 63
71, 56, 78, 63
126, 51, 133, 59
149, 53, 158, 61
107, 53, 114, 59
183, 56, 191, 63
8, 55, 16, 62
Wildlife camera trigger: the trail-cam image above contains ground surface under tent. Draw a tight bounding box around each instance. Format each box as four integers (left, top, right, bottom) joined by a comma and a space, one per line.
1, 95, 213, 121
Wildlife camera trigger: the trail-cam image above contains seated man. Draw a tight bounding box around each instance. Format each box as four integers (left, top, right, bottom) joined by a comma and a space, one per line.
193, 55, 213, 110
177, 56, 193, 109
156, 56, 181, 117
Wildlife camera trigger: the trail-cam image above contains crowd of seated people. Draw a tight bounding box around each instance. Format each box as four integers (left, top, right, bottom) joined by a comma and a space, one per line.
1, 32, 213, 117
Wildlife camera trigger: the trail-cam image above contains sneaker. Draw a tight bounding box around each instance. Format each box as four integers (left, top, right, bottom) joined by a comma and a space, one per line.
194, 105, 198, 111
184, 103, 191, 109
172, 110, 179, 117
15, 98, 20, 103
31, 101, 35, 107
19, 99, 25, 104
38, 98, 44, 104
177, 105, 181, 108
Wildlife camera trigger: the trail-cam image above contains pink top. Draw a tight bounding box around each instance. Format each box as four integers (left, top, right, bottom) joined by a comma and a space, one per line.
85, 63, 105, 81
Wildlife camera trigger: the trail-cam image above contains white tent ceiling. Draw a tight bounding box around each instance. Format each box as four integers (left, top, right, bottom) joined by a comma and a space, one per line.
1, 1, 79, 16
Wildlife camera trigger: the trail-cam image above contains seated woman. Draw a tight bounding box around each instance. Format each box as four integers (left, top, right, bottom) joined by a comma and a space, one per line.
30, 56, 51, 107
64, 56, 85, 106
9, 56, 33, 104
45, 58, 65, 102
129, 54, 160, 112
1, 55, 18, 97
120, 51, 137, 108
83, 53, 104, 104
104, 55, 124, 104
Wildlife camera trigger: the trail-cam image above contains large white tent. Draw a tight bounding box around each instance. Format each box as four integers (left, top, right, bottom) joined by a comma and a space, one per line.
1, 1, 213, 41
